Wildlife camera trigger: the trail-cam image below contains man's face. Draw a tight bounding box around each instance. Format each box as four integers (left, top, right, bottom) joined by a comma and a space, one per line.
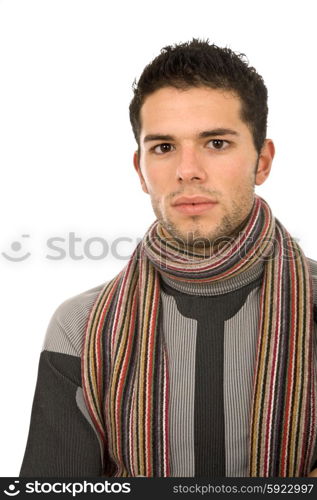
133, 86, 274, 252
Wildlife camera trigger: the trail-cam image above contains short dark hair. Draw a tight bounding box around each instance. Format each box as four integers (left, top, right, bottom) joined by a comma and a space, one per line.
129, 38, 268, 154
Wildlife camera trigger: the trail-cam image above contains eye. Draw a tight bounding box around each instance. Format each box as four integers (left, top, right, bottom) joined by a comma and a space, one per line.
207, 139, 229, 150
152, 143, 175, 154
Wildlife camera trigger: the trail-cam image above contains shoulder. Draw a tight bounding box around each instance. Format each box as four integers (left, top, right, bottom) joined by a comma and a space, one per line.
307, 257, 317, 306
42, 281, 108, 358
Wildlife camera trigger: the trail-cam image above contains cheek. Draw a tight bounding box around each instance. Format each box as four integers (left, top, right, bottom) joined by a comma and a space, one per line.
216, 157, 256, 189
144, 169, 169, 196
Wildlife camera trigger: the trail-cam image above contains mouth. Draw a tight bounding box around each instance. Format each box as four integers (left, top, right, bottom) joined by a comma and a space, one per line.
173, 201, 217, 215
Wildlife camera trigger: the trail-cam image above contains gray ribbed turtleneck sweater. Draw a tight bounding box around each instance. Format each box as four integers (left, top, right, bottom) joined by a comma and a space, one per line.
20, 258, 317, 477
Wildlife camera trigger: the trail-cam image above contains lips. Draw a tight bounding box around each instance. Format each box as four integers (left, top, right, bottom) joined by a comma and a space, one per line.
172, 196, 217, 215
172, 196, 216, 206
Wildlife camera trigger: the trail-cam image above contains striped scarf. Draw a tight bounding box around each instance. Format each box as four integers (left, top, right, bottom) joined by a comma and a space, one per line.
82, 195, 317, 477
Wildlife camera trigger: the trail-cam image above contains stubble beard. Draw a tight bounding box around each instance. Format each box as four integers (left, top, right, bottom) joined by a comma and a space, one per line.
151, 188, 256, 256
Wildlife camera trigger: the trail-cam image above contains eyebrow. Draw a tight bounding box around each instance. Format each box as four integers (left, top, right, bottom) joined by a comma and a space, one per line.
143, 128, 239, 144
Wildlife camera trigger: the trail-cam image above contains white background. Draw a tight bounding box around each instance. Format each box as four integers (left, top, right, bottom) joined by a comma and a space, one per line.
1, 0, 316, 476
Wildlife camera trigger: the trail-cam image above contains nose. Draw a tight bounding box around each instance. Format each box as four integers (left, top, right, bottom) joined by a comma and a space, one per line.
176, 145, 207, 183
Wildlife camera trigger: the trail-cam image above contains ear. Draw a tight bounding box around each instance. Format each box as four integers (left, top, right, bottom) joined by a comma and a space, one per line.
255, 139, 275, 185
133, 151, 149, 194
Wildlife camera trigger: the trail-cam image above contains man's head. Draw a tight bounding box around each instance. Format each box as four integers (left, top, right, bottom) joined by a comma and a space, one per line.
130, 39, 274, 252
130, 38, 268, 156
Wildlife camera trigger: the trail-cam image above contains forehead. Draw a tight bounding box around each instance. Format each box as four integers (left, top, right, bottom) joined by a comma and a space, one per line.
139, 86, 244, 137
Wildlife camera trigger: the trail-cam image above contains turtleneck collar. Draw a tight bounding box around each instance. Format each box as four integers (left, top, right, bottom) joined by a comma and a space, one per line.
159, 257, 264, 296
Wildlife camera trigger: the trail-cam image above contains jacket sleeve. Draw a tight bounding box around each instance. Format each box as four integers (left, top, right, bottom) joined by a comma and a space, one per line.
19, 349, 103, 477
20, 284, 107, 477
312, 305, 317, 471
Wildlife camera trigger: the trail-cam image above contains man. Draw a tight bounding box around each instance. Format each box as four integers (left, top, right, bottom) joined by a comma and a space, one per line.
20, 39, 317, 477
